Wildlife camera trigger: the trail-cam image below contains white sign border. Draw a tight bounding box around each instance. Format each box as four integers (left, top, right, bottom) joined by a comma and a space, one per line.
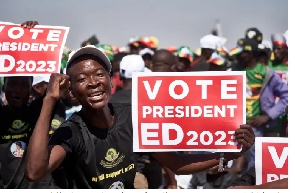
255, 137, 288, 185
132, 71, 246, 153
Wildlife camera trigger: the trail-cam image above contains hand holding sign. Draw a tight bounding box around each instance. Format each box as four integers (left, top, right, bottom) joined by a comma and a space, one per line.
21, 21, 39, 28
133, 71, 247, 152
232, 124, 255, 157
0, 21, 69, 76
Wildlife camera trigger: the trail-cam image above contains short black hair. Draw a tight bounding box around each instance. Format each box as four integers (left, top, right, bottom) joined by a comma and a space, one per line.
15, 141, 22, 148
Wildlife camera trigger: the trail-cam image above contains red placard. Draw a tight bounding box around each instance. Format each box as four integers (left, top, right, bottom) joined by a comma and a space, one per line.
276, 71, 288, 85
132, 71, 246, 152
255, 137, 288, 185
274, 71, 288, 102
0, 22, 69, 76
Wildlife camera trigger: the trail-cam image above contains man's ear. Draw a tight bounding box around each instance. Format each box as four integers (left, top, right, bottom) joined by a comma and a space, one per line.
111, 80, 114, 88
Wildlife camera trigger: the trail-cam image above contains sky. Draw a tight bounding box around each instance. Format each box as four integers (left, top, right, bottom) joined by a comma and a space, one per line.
0, 0, 288, 51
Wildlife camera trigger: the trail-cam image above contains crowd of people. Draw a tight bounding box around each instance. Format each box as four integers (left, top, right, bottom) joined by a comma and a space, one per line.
0, 20, 288, 189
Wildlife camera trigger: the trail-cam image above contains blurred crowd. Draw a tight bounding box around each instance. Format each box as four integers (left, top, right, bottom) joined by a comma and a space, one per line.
0, 22, 288, 189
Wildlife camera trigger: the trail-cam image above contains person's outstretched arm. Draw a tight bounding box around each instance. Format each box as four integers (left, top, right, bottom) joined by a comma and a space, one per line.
25, 73, 70, 181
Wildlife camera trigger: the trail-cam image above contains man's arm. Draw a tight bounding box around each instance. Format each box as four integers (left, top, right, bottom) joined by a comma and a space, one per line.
25, 96, 67, 181
25, 74, 70, 181
153, 151, 222, 175
152, 124, 254, 175
162, 166, 177, 189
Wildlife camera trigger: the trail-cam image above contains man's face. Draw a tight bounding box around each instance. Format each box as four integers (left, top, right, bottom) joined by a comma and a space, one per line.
68, 55, 112, 110
273, 44, 287, 62
236, 51, 252, 67
4, 77, 32, 108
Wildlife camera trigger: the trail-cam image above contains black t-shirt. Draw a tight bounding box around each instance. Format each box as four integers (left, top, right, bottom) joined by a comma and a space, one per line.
109, 90, 151, 173
0, 97, 61, 189
49, 103, 150, 189
230, 166, 256, 187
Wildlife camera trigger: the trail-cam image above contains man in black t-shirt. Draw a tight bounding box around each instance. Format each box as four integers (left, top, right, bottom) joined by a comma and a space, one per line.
0, 76, 57, 189
0, 21, 66, 189
25, 43, 255, 189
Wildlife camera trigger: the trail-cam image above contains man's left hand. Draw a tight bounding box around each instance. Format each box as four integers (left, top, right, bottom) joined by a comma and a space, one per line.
230, 124, 255, 159
249, 114, 270, 127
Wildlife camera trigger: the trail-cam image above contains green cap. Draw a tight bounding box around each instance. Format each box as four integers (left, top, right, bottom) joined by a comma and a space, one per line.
175, 46, 194, 62
96, 44, 115, 62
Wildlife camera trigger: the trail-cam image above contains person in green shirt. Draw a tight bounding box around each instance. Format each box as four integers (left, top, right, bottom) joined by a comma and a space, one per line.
269, 33, 288, 82
228, 38, 288, 169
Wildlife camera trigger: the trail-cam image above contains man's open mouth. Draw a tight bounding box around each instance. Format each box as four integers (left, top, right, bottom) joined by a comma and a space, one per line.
88, 91, 105, 101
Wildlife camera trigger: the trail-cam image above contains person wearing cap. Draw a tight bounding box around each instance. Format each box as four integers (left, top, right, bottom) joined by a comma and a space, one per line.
109, 54, 151, 103
0, 21, 61, 189
258, 40, 272, 66
139, 48, 154, 69
190, 34, 225, 71
245, 27, 263, 44
267, 33, 288, 137
96, 44, 115, 64
207, 51, 228, 71
229, 38, 288, 169
109, 55, 150, 189
175, 46, 194, 72
149, 36, 159, 52
110, 55, 175, 189
128, 36, 141, 54
244, 28, 271, 66
269, 33, 288, 74
31, 75, 51, 101
228, 105, 288, 189
25, 44, 254, 189
96, 44, 122, 94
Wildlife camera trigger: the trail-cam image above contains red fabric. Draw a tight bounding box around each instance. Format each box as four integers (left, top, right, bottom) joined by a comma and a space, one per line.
111, 72, 123, 94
